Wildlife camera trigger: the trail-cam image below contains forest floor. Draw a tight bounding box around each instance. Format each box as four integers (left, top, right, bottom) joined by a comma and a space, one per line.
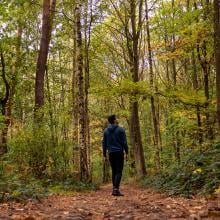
0, 184, 220, 220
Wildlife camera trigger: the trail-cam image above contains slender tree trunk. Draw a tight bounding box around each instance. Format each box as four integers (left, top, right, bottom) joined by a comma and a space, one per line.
45, 67, 57, 149
171, 0, 177, 85
129, 0, 146, 177
196, 1, 213, 139
130, 102, 146, 176
7, 25, 22, 135
72, 8, 80, 173
0, 48, 10, 155
171, 0, 180, 164
192, 50, 203, 143
60, 60, 68, 173
72, 57, 79, 172
214, 0, 220, 131
84, 0, 92, 180
145, 0, 160, 171
35, 0, 56, 117
75, 3, 89, 181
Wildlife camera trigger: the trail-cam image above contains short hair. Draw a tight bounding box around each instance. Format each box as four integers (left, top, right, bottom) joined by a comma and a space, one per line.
108, 115, 116, 124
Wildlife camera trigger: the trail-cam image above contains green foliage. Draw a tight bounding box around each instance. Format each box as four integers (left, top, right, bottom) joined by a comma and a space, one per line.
48, 178, 99, 194
9, 125, 52, 177
0, 171, 99, 202
91, 79, 153, 99
164, 87, 207, 106
142, 143, 220, 197
0, 115, 5, 129
8, 117, 72, 179
0, 171, 48, 202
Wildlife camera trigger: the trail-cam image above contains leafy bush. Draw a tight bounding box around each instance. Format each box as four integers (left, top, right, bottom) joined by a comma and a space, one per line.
8, 122, 73, 179
0, 172, 48, 202
48, 178, 99, 194
142, 143, 220, 197
0, 167, 99, 202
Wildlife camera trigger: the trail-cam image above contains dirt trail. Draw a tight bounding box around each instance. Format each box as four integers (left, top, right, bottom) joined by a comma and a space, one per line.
0, 184, 219, 220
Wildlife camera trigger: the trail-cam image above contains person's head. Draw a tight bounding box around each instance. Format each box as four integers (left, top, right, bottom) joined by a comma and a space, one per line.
108, 114, 118, 124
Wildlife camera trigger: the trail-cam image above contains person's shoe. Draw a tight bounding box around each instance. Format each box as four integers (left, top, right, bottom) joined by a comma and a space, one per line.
112, 188, 124, 196
115, 190, 124, 196
112, 188, 118, 196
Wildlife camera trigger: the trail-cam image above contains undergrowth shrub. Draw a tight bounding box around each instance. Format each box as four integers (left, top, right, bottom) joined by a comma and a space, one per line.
0, 122, 98, 202
142, 143, 220, 197
8, 123, 73, 179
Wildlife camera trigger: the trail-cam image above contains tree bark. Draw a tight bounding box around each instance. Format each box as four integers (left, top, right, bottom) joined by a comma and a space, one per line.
195, 1, 213, 139
35, 0, 56, 115
84, 0, 92, 181
45, 67, 57, 149
145, 0, 161, 171
171, 0, 180, 163
128, 0, 146, 177
192, 50, 203, 143
72, 7, 79, 173
0, 24, 22, 155
214, 0, 220, 131
7, 25, 22, 133
130, 102, 146, 176
0, 48, 10, 155
171, 0, 177, 85
75, 3, 90, 181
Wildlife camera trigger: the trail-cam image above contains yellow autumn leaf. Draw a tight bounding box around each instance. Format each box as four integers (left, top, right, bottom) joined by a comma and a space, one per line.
193, 168, 202, 174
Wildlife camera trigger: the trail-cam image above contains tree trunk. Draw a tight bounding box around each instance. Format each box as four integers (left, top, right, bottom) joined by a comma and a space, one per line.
0, 48, 10, 155
72, 7, 80, 173
60, 59, 69, 173
35, 0, 56, 116
128, 0, 146, 177
0, 24, 22, 155
72, 53, 79, 172
145, 0, 161, 171
171, 0, 177, 85
7, 25, 22, 136
192, 50, 203, 143
171, 0, 181, 163
195, 1, 213, 139
84, 0, 92, 181
75, 3, 89, 181
45, 67, 57, 149
130, 102, 146, 176
103, 157, 110, 183
214, 0, 220, 131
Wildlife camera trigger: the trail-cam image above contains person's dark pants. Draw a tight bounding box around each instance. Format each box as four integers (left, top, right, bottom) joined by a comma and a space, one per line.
109, 151, 124, 189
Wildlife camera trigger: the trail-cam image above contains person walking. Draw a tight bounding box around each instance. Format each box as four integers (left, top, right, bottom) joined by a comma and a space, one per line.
102, 115, 128, 196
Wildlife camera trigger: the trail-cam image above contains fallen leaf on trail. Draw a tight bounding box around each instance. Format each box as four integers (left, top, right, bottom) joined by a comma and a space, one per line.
0, 184, 212, 220
16, 208, 24, 211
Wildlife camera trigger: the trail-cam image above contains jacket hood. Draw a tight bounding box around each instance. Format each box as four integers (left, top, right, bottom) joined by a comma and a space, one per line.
107, 124, 118, 132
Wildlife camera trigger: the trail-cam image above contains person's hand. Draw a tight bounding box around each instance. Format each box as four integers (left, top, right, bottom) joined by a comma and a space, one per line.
103, 156, 108, 162
125, 154, 128, 161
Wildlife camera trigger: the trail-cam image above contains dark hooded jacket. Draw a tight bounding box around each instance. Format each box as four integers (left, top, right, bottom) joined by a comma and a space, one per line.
102, 124, 128, 157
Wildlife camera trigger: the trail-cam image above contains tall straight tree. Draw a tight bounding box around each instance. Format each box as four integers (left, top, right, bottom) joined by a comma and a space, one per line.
72, 9, 80, 172
0, 47, 10, 154
128, 0, 146, 176
83, 0, 93, 178
195, 1, 213, 139
145, 0, 161, 170
214, 0, 220, 131
75, 3, 90, 181
35, 0, 56, 115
